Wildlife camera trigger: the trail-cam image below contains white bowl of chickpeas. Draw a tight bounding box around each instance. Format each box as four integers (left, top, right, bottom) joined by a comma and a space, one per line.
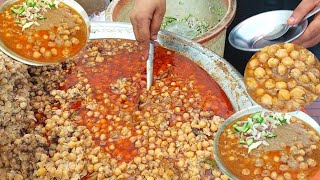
0, 0, 90, 66
214, 105, 320, 180
244, 43, 320, 112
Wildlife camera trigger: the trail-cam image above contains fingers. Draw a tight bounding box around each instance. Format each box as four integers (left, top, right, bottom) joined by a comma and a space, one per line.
130, 0, 166, 43
288, 0, 320, 25
291, 12, 320, 48
130, 9, 152, 43
150, 0, 166, 40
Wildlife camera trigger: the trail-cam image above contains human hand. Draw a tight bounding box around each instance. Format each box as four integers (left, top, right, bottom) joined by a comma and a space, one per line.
130, 0, 166, 44
288, 0, 320, 48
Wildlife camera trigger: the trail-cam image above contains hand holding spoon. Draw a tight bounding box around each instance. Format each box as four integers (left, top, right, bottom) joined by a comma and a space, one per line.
264, 6, 320, 40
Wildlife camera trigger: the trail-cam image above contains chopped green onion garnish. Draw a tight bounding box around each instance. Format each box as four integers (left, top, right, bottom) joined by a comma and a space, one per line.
234, 111, 291, 153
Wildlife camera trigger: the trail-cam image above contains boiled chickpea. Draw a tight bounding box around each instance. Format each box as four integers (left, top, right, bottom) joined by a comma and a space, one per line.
76, 18, 83, 24
287, 80, 297, 89
281, 57, 294, 67
294, 61, 306, 71
275, 81, 287, 89
254, 67, 266, 78
65, 40, 72, 47
241, 169, 250, 176
48, 41, 56, 47
283, 43, 294, 52
27, 36, 35, 43
62, 35, 69, 40
257, 52, 269, 63
275, 49, 288, 59
267, 58, 280, 68
272, 97, 278, 105
306, 55, 316, 65
62, 49, 70, 57
298, 74, 310, 83
267, 44, 281, 56
246, 77, 258, 89
311, 68, 320, 77
279, 164, 289, 171
290, 50, 299, 59
40, 47, 46, 54
277, 64, 287, 76
260, 46, 268, 53
299, 162, 308, 170
307, 158, 317, 167
255, 88, 265, 96
281, 173, 291, 180
71, 37, 80, 45
51, 48, 58, 56
33, 51, 41, 59
299, 49, 308, 61
261, 94, 273, 106
307, 72, 319, 83
278, 89, 290, 101
290, 68, 302, 78
316, 84, 320, 94
16, 44, 23, 49
265, 79, 275, 89
290, 86, 306, 97
44, 51, 52, 58
74, 26, 80, 31
34, 33, 40, 38
248, 58, 260, 69
270, 171, 278, 179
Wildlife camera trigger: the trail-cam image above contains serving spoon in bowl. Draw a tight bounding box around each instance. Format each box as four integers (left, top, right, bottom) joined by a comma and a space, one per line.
264, 6, 320, 41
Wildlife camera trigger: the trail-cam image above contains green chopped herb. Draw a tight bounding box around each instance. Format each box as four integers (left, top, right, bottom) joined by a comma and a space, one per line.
203, 158, 218, 169
10, 0, 60, 31
233, 112, 292, 153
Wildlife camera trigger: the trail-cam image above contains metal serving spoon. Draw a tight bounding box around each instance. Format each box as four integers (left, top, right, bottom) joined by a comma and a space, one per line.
146, 40, 154, 91
264, 6, 320, 40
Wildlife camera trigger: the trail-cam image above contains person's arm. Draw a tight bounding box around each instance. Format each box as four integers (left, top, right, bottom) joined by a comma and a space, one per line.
130, 0, 166, 44
288, 0, 320, 48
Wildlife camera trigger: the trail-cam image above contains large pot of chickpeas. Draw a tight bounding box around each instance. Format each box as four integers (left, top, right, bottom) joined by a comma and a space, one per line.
0, 20, 256, 179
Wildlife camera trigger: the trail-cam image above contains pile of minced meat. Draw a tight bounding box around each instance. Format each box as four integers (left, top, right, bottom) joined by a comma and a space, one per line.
0, 50, 230, 180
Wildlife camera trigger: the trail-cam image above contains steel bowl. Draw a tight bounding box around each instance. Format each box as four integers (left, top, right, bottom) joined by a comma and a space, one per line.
213, 105, 320, 179
229, 10, 308, 52
89, 21, 255, 112
0, 0, 90, 66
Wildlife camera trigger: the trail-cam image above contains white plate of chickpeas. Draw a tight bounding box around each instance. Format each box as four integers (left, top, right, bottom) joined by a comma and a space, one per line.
0, 0, 90, 66
244, 43, 320, 112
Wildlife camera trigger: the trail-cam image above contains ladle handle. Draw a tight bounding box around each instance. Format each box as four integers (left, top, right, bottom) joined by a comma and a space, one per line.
302, 6, 320, 21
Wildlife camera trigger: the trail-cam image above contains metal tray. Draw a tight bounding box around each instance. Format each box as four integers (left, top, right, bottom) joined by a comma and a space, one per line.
89, 22, 255, 112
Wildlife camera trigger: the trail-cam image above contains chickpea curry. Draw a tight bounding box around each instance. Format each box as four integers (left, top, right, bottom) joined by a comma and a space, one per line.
30, 39, 234, 179
244, 43, 320, 112
0, 0, 87, 63
219, 112, 320, 180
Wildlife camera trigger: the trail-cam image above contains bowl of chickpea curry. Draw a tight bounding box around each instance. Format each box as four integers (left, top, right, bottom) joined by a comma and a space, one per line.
244, 43, 320, 112
0, 0, 89, 66
214, 105, 320, 180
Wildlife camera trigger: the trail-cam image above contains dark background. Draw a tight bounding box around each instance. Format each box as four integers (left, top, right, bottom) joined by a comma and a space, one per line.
224, 0, 320, 74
